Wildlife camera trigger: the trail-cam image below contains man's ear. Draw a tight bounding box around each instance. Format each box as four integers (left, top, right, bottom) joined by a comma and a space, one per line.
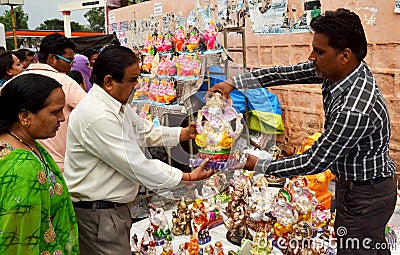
340, 48, 352, 64
103, 75, 114, 91
46, 54, 57, 66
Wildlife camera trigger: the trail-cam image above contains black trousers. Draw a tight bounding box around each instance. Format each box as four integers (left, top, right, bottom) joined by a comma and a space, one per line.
335, 177, 397, 255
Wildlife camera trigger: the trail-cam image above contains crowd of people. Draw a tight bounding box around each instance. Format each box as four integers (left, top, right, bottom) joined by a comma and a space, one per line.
0, 7, 397, 255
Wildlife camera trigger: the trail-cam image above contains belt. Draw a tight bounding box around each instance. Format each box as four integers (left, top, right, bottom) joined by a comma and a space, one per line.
73, 200, 127, 209
337, 176, 391, 190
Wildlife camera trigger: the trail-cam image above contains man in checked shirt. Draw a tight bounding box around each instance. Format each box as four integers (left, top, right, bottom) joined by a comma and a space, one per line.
210, 8, 396, 255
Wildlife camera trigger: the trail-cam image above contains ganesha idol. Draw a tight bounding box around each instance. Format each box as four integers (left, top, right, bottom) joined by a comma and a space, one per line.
189, 92, 243, 171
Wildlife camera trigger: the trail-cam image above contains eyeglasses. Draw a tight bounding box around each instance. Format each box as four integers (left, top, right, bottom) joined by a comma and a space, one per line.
54, 54, 74, 64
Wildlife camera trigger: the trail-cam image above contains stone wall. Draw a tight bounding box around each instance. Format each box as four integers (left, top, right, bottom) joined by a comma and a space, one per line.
110, 0, 400, 167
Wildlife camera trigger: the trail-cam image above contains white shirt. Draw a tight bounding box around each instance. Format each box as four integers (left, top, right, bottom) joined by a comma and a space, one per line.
64, 85, 183, 203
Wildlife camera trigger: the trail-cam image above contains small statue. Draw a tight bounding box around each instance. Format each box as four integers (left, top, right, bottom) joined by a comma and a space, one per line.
140, 227, 155, 254
130, 233, 140, 255
172, 26, 186, 52
202, 21, 218, 50
214, 241, 225, 255
250, 231, 272, 255
220, 181, 251, 245
148, 203, 171, 246
187, 234, 200, 255
192, 92, 243, 172
287, 177, 318, 222
190, 200, 211, 245
161, 235, 174, 255
296, 132, 335, 209
172, 197, 192, 236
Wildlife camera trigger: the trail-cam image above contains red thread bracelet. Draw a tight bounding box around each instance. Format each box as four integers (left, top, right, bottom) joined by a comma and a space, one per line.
188, 173, 192, 181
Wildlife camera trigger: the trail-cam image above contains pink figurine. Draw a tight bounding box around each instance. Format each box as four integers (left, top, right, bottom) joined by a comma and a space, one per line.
185, 31, 200, 52
155, 34, 164, 53
172, 26, 186, 52
202, 21, 218, 50
148, 79, 159, 101
143, 33, 155, 54
162, 34, 173, 52
164, 80, 176, 104
156, 79, 167, 103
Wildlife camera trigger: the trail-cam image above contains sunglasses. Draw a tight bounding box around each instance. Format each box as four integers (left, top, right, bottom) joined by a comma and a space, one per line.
54, 54, 74, 64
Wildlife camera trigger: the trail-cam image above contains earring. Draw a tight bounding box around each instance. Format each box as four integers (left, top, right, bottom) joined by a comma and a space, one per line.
22, 121, 30, 127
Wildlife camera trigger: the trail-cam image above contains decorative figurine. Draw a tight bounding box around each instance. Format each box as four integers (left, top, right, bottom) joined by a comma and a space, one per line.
202, 21, 218, 50
250, 231, 272, 255
161, 235, 174, 255
220, 180, 251, 245
190, 92, 243, 172
172, 26, 186, 52
296, 132, 335, 209
148, 203, 171, 246
163, 80, 176, 104
130, 233, 140, 255
190, 200, 211, 245
287, 177, 318, 222
187, 234, 200, 255
140, 227, 155, 254
172, 197, 192, 236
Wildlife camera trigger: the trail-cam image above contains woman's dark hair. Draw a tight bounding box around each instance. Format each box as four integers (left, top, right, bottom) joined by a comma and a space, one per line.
82, 48, 100, 59
0, 74, 62, 133
310, 8, 367, 61
0, 51, 15, 79
13, 49, 27, 61
91, 45, 139, 86
67, 70, 84, 85
38, 33, 77, 63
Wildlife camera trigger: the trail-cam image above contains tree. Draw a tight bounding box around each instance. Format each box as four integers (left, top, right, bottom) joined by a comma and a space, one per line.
36, 19, 87, 31
0, 5, 29, 49
0, 5, 29, 30
84, 7, 105, 32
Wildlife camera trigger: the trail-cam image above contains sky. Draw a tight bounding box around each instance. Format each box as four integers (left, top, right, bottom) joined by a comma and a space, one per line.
0, 0, 89, 30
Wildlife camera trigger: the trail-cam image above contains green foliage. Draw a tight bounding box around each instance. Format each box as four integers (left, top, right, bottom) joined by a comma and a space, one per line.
35, 19, 87, 31
0, 5, 29, 30
83, 7, 105, 32
0, 5, 29, 50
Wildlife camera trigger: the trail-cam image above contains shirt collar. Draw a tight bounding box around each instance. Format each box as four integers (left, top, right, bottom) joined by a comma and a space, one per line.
327, 61, 365, 100
26, 63, 60, 73
91, 84, 125, 115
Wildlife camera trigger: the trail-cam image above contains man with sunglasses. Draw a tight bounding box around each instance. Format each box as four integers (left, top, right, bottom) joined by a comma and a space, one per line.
22, 33, 86, 172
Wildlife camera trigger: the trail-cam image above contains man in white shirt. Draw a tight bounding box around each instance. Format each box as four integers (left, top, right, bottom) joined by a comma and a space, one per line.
64, 45, 212, 255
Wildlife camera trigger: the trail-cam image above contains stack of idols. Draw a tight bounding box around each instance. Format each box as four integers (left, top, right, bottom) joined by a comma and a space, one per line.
189, 92, 244, 172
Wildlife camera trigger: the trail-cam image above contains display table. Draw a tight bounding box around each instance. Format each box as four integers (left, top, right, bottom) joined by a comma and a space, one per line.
130, 188, 400, 254
130, 209, 238, 253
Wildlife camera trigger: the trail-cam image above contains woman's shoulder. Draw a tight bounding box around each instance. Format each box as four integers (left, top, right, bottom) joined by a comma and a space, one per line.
0, 141, 40, 166
0, 141, 14, 159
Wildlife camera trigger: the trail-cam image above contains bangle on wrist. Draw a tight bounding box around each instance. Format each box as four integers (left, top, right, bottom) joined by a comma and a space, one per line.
188, 172, 192, 181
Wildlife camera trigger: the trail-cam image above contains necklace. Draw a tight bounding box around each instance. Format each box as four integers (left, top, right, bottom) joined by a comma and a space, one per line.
7, 131, 64, 197
8, 131, 38, 156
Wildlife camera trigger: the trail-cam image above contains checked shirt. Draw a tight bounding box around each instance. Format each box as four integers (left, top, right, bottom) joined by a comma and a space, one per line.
233, 61, 395, 181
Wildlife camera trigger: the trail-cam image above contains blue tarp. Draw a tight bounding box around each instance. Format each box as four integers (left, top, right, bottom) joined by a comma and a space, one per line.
199, 65, 282, 115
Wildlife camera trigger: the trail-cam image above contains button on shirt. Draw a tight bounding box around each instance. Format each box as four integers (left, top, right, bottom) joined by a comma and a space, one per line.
233, 61, 395, 181
64, 85, 183, 203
